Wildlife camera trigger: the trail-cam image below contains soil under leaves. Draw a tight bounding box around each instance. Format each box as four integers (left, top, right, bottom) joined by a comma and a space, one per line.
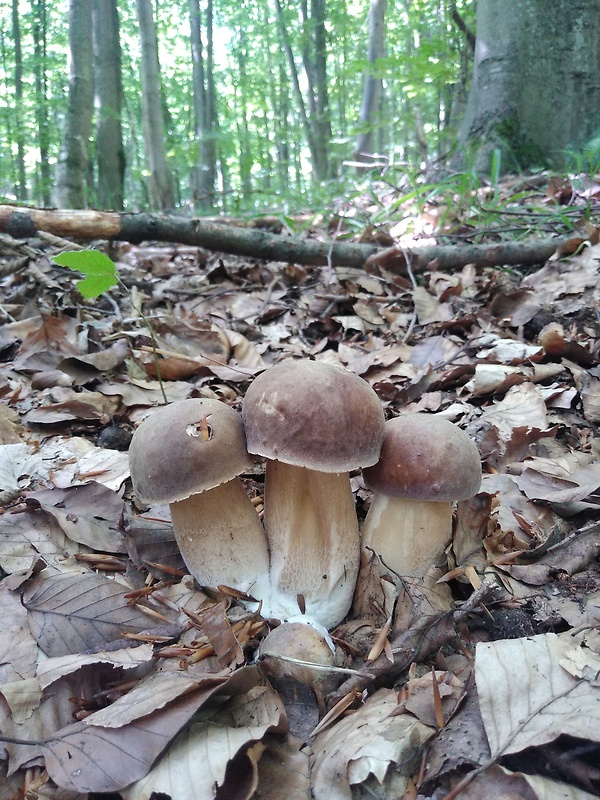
0, 175, 599, 799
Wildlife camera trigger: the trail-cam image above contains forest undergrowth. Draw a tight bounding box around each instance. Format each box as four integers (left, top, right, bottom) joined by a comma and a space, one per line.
0, 171, 599, 799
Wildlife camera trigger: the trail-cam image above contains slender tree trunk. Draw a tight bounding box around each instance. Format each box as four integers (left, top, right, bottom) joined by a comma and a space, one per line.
11, 0, 27, 200
189, 0, 214, 210
236, 30, 252, 199
354, 0, 387, 162
32, 0, 51, 206
205, 0, 219, 204
136, 0, 175, 210
311, 0, 331, 178
276, 62, 291, 193
273, 0, 321, 180
457, 0, 600, 172
54, 0, 94, 208
93, 0, 125, 210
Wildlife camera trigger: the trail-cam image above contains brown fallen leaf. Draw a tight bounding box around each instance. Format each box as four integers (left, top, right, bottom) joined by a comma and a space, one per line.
42, 674, 239, 792
310, 688, 433, 800
22, 568, 181, 656
30, 482, 126, 552
120, 681, 286, 799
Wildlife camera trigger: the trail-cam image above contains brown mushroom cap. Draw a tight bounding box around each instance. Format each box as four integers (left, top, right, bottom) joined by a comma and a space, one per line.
242, 360, 385, 472
129, 398, 253, 504
259, 621, 336, 688
363, 414, 481, 501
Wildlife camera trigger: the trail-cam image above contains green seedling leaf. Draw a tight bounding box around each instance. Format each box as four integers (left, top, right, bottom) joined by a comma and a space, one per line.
53, 250, 118, 299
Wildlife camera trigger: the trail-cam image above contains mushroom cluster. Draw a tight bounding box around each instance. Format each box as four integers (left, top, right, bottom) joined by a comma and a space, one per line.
128, 361, 482, 656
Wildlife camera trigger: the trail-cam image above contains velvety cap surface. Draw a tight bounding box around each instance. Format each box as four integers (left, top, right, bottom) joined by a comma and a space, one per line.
129, 398, 253, 504
363, 414, 481, 500
242, 359, 385, 472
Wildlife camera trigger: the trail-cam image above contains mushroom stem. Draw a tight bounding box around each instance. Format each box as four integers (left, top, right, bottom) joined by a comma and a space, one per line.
361, 495, 453, 577
261, 461, 359, 629
170, 478, 271, 599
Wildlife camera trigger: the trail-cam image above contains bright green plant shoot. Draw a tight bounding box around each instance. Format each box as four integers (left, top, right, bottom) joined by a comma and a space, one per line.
53, 249, 168, 403
53, 250, 118, 300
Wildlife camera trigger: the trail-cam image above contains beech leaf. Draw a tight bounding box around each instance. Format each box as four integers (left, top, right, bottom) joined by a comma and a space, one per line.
475, 632, 600, 758
22, 569, 179, 656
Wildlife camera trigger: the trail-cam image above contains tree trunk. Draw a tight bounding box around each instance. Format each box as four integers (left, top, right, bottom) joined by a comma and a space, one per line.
235, 30, 252, 200
354, 0, 387, 163
457, 0, 600, 172
205, 0, 219, 205
136, 0, 175, 210
11, 0, 27, 200
54, 0, 94, 208
93, 0, 125, 210
189, 0, 215, 211
273, 0, 323, 180
311, 0, 331, 178
32, 0, 51, 206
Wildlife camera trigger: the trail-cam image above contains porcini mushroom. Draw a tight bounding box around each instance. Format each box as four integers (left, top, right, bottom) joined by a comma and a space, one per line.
259, 622, 339, 696
361, 414, 481, 578
129, 398, 271, 599
242, 359, 385, 629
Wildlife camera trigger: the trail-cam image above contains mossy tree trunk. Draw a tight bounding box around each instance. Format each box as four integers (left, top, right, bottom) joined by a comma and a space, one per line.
457, 0, 600, 173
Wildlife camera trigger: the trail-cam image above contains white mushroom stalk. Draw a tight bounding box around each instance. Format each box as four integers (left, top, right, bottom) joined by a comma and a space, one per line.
361, 414, 482, 579
128, 398, 271, 602
243, 359, 385, 630
260, 461, 361, 627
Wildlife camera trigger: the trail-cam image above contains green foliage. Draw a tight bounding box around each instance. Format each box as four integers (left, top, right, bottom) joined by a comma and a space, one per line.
1, 0, 477, 214
53, 250, 118, 300
566, 135, 600, 175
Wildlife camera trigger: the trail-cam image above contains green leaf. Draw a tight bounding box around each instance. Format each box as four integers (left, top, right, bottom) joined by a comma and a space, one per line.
53, 251, 118, 300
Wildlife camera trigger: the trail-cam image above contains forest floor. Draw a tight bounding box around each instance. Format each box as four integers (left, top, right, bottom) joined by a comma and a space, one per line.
0, 172, 599, 800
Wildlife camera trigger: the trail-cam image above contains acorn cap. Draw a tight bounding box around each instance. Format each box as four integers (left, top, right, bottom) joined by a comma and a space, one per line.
129, 398, 253, 505
242, 359, 385, 472
363, 414, 481, 501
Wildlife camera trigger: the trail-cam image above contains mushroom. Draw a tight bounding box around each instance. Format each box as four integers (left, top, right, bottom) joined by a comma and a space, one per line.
361, 414, 482, 578
129, 398, 271, 600
242, 359, 385, 629
259, 622, 339, 696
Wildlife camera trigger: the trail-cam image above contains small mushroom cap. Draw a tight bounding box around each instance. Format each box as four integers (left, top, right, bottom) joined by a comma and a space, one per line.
363, 414, 481, 501
129, 399, 253, 504
243, 360, 385, 472
259, 621, 334, 685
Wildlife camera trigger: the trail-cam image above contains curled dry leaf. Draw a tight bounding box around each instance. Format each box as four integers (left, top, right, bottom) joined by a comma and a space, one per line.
0, 508, 80, 575
480, 382, 549, 438
42, 667, 261, 793
121, 683, 286, 800
30, 482, 126, 552
0, 443, 45, 503
475, 631, 600, 759
403, 670, 464, 728
310, 689, 433, 800
36, 643, 154, 690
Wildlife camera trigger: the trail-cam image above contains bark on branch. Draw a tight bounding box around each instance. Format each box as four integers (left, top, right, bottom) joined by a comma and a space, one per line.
0, 205, 568, 274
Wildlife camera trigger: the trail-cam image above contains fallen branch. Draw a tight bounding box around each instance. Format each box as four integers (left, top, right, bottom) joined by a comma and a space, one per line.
0, 204, 569, 273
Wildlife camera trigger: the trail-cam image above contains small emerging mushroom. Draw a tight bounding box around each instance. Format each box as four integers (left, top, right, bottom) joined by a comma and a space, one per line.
259, 621, 339, 696
129, 398, 270, 600
243, 359, 385, 629
361, 414, 482, 578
